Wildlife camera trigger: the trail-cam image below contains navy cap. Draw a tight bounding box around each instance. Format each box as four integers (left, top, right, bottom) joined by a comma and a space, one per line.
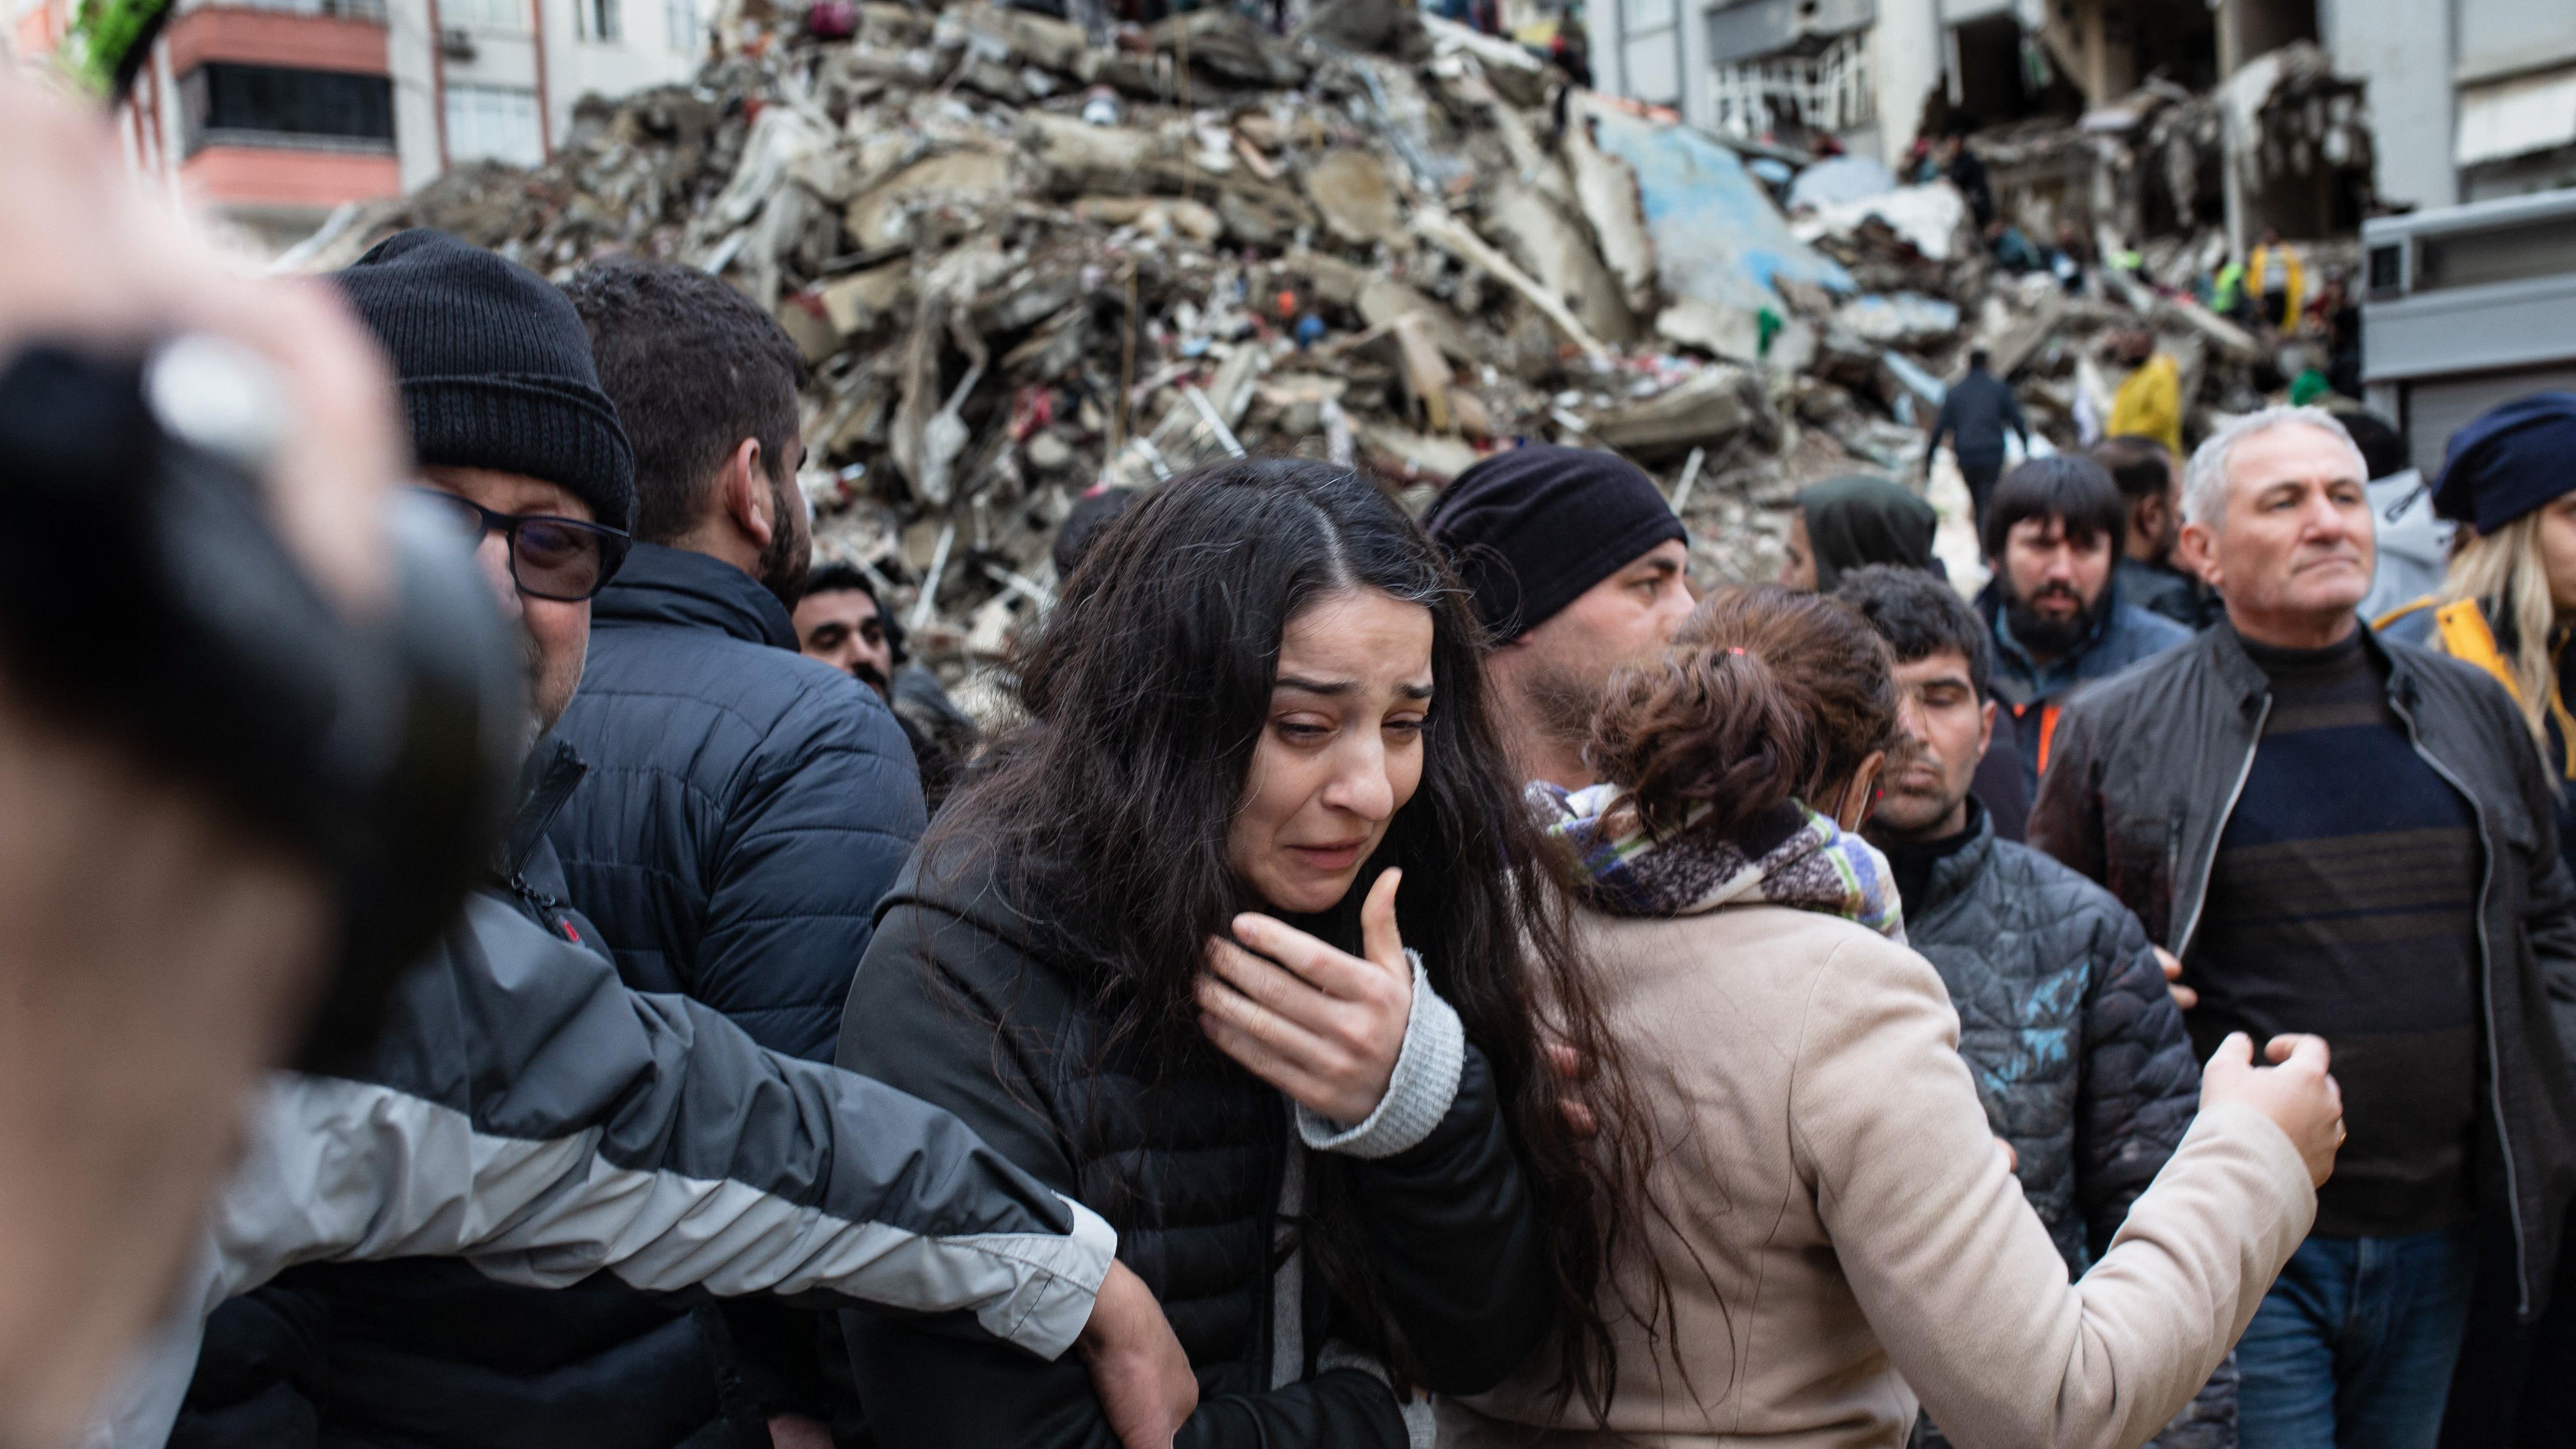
2432, 392, 2576, 535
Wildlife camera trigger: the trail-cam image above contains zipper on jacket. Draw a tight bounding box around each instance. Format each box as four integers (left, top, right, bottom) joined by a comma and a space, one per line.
2388, 685, 2530, 1316
2172, 695, 2269, 961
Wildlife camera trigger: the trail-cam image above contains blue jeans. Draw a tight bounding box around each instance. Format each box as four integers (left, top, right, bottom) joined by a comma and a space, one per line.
2238, 1224, 2479, 1449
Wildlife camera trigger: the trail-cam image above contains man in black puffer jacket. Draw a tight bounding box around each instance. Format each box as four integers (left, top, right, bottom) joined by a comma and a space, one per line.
1838, 567, 2228, 1448
548, 260, 922, 1064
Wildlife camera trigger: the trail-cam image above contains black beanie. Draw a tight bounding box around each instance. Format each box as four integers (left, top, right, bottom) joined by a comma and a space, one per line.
334, 229, 635, 534
1423, 444, 1685, 640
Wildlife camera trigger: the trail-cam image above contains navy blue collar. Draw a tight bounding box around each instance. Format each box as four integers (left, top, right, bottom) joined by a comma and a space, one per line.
590, 541, 797, 651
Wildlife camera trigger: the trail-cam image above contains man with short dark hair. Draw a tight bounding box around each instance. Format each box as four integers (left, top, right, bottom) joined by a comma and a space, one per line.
1424, 445, 1694, 790
1978, 455, 2190, 795
1838, 564, 2225, 1449
1925, 347, 2029, 530
552, 260, 921, 1062
793, 562, 974, 811
2032, 406, 2576, 1449
2093, 433, 2209, 629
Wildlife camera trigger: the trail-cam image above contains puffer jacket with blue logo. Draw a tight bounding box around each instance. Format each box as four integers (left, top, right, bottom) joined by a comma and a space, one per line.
1896, 800, 2231, 1448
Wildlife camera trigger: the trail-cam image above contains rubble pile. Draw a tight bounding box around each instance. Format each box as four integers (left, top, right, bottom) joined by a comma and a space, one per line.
303, 2, 2317, 677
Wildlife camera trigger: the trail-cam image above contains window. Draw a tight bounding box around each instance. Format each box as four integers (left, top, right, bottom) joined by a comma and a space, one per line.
663, 0, 697, 54
439, 0, 525, 33
179, 63, 394, 154
444, 84, 543, 166
577, 0, 621, 42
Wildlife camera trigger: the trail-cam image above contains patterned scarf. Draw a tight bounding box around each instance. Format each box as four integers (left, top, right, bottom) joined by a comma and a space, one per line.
1531, 782, 1907, 943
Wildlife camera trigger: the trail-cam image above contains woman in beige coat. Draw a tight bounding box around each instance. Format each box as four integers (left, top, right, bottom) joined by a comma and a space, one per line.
1445, 586, 2344, 1449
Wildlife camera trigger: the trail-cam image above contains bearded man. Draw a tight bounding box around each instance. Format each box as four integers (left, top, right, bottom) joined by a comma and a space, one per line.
1975, 455, 2190, 796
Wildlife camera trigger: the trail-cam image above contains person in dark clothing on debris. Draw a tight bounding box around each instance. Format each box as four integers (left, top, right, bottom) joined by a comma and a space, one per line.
1978, 455, 2191, 799
2095, 433, 2216, 630
837, 458, 1654, 1447
1925, 348, 2028, 529
795, 561, 973, 812
2032, 406, 2576, 1449
1837, 564, 2229, 1449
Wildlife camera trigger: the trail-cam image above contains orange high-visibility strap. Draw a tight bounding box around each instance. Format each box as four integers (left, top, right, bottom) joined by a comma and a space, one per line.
2036, 702, 2063, 776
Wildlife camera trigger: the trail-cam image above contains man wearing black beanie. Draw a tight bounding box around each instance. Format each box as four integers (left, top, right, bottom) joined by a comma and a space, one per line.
1424, 444, 1694, 788
163, 231, 1199, 1449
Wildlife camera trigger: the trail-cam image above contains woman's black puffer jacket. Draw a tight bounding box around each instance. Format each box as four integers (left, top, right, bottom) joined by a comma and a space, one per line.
834, 850, 1558, 1447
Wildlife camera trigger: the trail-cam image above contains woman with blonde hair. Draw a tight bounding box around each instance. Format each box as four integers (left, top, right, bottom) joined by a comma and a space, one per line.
2376, 393, 2576, 874
2371, 391, 2576, 1448
1442, 584, 2344, 1449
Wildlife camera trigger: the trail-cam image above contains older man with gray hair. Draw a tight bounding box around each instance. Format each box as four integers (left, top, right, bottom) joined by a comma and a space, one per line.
2031, 407, 2576, 1449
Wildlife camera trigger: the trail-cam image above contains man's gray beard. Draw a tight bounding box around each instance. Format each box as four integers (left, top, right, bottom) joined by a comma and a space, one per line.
520, 628, 552, 759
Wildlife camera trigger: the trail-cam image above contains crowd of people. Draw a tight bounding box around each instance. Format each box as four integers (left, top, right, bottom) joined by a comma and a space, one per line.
4, 67, 2574, 1449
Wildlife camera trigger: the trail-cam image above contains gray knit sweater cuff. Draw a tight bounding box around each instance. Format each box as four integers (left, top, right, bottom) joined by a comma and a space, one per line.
1296, 950, 1463, 1161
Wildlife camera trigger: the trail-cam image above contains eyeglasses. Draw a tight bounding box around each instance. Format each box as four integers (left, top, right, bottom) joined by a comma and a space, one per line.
414, 488, 630, 602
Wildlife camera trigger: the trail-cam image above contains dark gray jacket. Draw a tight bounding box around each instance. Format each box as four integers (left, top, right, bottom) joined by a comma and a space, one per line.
1900, 802, 2232, 1448
2031, 622, 2576, 1319
137, 744, 1108, 1449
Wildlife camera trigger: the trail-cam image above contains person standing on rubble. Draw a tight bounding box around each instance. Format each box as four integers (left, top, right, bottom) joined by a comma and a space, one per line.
1925, 347, 2030, 534
2094, 433, 2212, 629
2248, 230, 2307, 335
2031, 406, 2576, 1449
834, 458, 1652, 1447
2108, 330, 2186, 462
1835, 565, 2234, 1449
1977, 456, 2190, 797
1422, 445, 1696, 791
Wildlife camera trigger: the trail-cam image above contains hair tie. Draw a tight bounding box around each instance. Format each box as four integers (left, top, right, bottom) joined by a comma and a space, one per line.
1727, 647, 1747, 656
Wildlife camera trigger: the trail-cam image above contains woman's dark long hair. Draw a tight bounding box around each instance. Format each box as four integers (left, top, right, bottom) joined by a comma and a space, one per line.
920, 458, 1651, 1417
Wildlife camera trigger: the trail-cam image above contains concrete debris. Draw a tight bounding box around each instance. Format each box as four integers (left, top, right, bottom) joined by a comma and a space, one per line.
291, 1, 2328, 689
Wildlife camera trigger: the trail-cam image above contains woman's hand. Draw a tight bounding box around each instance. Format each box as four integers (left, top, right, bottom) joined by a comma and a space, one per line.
1077, 1260, 1197, 1449
2201, 1032, 2344, 1188
1198, 867, 1413, 1124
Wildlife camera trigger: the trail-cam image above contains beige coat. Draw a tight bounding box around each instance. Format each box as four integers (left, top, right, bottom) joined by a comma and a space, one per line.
1444, 902, 2314, 1449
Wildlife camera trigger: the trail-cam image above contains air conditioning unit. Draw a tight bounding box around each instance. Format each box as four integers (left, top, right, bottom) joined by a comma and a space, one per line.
440, 27, 477, 60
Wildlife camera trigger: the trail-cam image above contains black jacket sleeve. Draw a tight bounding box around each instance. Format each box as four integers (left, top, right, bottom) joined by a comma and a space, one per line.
694, 678, 926, 1060
1341, 1042, 1557, 1393
835, 896, 1409, 1449
168, 1283, 332, 1449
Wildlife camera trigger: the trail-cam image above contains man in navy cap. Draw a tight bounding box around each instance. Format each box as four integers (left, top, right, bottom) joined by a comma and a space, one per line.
1422, 445, 1694, 789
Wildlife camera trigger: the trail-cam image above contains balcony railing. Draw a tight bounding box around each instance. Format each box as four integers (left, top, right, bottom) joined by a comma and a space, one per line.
180, 0, 391, 25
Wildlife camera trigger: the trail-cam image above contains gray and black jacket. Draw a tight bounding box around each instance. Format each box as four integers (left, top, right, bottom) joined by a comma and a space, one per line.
122, 743, 1109, 1449
1895, 800, 2232, 1448
2031, 622, 2576, 1320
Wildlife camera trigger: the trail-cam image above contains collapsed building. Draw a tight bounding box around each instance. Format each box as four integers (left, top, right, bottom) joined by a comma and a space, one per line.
295, 0, 2300, 691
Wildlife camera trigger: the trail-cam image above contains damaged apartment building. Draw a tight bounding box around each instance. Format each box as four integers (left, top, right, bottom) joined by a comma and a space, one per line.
1591, 0, 2576, 258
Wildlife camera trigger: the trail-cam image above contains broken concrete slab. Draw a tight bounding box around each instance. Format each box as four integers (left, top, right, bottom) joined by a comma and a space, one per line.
1303, 151, 1404, 248
1586, 365, 1774, 457
843, 148, 1012, 252
1483, 179, 1643, 346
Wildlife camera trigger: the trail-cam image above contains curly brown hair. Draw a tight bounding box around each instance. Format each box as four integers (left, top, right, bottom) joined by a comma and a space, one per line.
1588, 584, 1899, 839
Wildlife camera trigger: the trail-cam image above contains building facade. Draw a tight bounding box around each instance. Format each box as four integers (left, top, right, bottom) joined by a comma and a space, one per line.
11, 0, 704, 250
1590, 0, 2576, 216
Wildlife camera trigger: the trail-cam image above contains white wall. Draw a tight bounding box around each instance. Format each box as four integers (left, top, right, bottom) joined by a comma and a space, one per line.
1872, 0, 1939, 161
2323, 0, 2457, 210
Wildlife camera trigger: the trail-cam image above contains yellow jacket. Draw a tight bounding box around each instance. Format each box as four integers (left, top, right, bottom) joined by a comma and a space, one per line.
2247, 243, 2306, 330
2108, 354, 2183, 458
